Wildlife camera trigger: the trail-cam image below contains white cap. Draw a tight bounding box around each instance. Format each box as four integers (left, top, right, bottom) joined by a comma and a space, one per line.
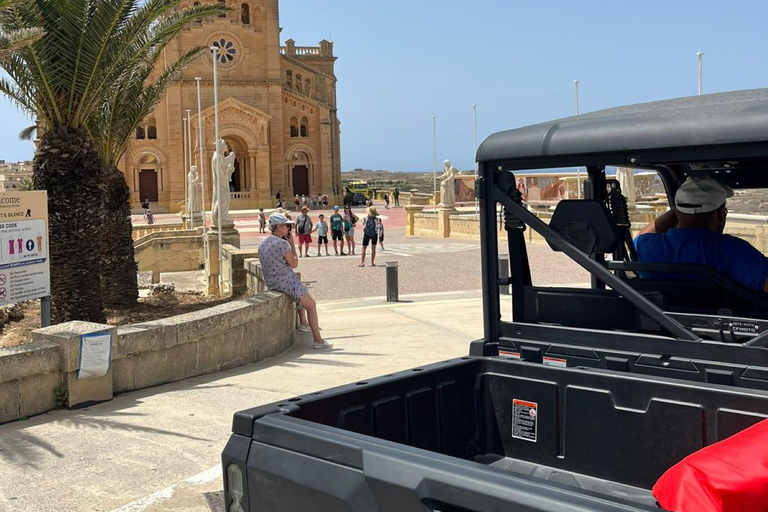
675, 176, 733, 214
268, 213, 294, 227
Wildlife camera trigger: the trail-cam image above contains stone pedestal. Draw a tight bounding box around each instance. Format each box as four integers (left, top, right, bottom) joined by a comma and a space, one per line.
437, 207, 457, 238
403, 205, 425, 236
32, 321, 118, 409
206, 228, 241, 296
183, 212, 204, 229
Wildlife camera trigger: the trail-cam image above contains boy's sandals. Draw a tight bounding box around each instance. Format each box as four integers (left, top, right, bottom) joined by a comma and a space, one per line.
358, 263, 365, 267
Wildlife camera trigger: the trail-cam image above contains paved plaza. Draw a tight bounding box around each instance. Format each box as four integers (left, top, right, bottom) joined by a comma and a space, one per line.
0, 205, 590, 512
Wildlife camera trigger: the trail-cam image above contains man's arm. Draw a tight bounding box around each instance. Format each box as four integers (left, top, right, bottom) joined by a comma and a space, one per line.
638, 208, 678, 236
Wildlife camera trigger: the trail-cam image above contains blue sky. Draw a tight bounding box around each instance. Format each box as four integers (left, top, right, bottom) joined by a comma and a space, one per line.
1, 0, 766, 171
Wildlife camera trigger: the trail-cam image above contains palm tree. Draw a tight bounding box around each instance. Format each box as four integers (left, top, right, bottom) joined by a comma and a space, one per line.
17, 177, 33, 191
0, 0, 227, 323
93, 46, 214, 306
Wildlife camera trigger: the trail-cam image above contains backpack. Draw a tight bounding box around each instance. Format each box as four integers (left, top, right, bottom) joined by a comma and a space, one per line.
364, 216, 377, 237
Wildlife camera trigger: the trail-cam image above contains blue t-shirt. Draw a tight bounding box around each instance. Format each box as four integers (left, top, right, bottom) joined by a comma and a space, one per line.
634, 228, 768, 292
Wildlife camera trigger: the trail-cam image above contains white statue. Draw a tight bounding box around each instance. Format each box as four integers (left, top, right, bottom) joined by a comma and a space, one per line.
211, 139, 236, 229
438, 159, 457, 207
186, 165, 200, 215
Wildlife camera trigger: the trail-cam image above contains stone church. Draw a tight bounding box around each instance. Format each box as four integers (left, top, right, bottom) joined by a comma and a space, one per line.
119, 0, 341, 212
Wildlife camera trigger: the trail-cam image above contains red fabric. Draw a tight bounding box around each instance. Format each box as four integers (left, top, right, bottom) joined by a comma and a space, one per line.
652, 418, 768, 512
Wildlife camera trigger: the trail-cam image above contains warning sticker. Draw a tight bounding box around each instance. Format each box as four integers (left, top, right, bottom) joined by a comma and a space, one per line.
499, 349, 521, 360
543, 356, 567, 368
512, 399, 538, 442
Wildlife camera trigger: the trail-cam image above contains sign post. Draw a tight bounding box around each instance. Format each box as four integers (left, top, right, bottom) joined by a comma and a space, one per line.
0, 191, 51, 324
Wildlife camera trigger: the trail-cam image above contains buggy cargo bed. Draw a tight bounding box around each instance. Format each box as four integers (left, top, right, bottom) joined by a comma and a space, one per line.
223, 357, 768, 512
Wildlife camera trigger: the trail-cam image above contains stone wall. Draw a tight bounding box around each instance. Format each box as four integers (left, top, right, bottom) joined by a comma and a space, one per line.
407, 205, 768, 256
221, 245, 260, 296
134, 229, 205, 283
0, 292, 295, 424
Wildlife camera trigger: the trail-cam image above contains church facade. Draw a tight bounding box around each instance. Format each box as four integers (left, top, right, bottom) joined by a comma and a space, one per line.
119, 0, 341, 212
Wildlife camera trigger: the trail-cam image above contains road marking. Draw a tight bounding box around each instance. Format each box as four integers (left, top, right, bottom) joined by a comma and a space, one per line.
108, 465, 220, 512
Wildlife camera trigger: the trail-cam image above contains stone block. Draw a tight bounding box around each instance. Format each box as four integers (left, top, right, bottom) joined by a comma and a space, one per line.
0, 341, 60, 384
175, 300, 255, 345
131, 342, 200, 390
19, 372, 61, 417
65, 370, 112, 408
0, 380, 19, 424
117, 318, 180, 356
112, 357, 136, 394
33, 321, 116, 373
196, 325, 251, 374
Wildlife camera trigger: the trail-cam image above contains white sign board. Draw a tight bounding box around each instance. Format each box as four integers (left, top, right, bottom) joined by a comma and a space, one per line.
0, 191, 50, 306
78, 332, 112, 379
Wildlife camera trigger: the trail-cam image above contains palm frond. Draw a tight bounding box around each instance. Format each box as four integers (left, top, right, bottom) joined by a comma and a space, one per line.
18, 123, 35, 140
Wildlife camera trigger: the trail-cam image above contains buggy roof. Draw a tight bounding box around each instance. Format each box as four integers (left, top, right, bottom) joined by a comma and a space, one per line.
477, 88, 768, 174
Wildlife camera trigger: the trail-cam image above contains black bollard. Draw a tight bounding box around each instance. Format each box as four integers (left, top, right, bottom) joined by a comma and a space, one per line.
386, 261, 399, 302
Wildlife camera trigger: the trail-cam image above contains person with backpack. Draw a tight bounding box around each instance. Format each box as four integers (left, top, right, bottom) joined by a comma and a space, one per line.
329, 206, 345, 256
295, 206, 313, 257
359, 206, 381, 267
343, 205, 359, 256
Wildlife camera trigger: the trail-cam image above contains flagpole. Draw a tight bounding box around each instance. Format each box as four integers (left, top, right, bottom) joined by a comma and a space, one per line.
211, 45, 223, 294
473, 103, 478, 216
432, 115, 437, 206
195, 77, 209, 274
182, 116, 188, 216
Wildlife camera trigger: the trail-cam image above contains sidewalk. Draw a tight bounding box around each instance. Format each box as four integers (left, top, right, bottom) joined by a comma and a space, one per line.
0, 290, 484, 512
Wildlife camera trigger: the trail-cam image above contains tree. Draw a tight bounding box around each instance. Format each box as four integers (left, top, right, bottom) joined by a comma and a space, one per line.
0, 0, 227, 323
17, 177, 33, 191
91, 43, 214, 306
0, 0, 43, 59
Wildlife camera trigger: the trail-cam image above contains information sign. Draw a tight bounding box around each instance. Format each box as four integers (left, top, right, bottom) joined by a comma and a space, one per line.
0, 191, 50, 306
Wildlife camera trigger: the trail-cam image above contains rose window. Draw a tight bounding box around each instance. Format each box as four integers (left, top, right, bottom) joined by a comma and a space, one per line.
211, 38, 237, 64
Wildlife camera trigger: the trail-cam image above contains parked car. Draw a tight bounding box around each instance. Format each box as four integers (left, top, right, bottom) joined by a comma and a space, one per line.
223, 88, 768, 511
352, 192, 367, 206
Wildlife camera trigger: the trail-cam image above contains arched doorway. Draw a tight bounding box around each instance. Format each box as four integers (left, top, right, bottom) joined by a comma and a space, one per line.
287, 147, 315, 197
138, 154, 160, 202
292, 165, 309, 196
221, 135, 248, 192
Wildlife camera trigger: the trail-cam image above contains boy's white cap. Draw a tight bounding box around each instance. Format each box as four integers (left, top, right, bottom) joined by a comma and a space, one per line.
268, 213, 294, 227
675, 176, 733, 214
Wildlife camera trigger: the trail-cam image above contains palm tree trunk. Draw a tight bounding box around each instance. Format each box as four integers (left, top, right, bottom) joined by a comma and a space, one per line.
101, 165, 138, 306
33, 126, 105, 323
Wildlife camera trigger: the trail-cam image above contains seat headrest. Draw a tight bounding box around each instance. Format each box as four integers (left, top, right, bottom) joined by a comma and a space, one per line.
549, 200, 622, 254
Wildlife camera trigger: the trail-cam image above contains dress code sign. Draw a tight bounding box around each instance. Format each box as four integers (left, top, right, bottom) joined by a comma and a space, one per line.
0, 191, 50, 306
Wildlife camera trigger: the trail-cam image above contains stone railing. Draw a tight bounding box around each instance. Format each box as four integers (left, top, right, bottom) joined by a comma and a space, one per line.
132, 222, 185, 240
0, 292, 296, 423
133, 228, 205, 284
231, 191, 251, 200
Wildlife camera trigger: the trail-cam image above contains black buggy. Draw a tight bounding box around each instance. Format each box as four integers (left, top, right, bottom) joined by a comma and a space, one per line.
222, 89, 768, 512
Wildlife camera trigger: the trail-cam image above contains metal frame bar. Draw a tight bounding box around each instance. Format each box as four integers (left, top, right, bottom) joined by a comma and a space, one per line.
491, 176, 700, 342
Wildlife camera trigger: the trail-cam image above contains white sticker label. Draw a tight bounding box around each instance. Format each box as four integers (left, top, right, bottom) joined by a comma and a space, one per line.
543, 356, 567, 368
512, 399, 538, 442
499, 349, 521, 360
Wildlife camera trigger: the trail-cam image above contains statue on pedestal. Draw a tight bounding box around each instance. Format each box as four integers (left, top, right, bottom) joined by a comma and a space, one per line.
439, 159, 457, 208
186, 165, 200, 215
211, 139, 236, 229
616, 167, 636, 208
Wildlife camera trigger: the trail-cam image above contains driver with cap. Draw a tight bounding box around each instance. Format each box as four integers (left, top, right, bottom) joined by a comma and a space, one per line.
635, 176, 768, 292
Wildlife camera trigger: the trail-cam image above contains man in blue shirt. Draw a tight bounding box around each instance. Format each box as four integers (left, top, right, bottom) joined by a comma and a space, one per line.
635, 176, 768, 293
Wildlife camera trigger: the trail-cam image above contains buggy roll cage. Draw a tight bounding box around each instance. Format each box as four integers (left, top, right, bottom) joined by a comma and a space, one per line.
473, 88, 768, 353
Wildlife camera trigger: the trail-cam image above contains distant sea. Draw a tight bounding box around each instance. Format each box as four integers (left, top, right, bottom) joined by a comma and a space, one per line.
343, 166, 634, 176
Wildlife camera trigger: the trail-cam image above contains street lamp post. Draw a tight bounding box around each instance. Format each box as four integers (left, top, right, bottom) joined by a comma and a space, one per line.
574, 80, 581, 198
432, 115, 437, 205
697, 52, 705, 96
195, 77, 209, 275
211, 45, 223, 294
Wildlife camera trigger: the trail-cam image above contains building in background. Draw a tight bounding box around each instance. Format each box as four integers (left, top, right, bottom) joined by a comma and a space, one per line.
0, 161, 33, 192
119, 0, 341, 212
